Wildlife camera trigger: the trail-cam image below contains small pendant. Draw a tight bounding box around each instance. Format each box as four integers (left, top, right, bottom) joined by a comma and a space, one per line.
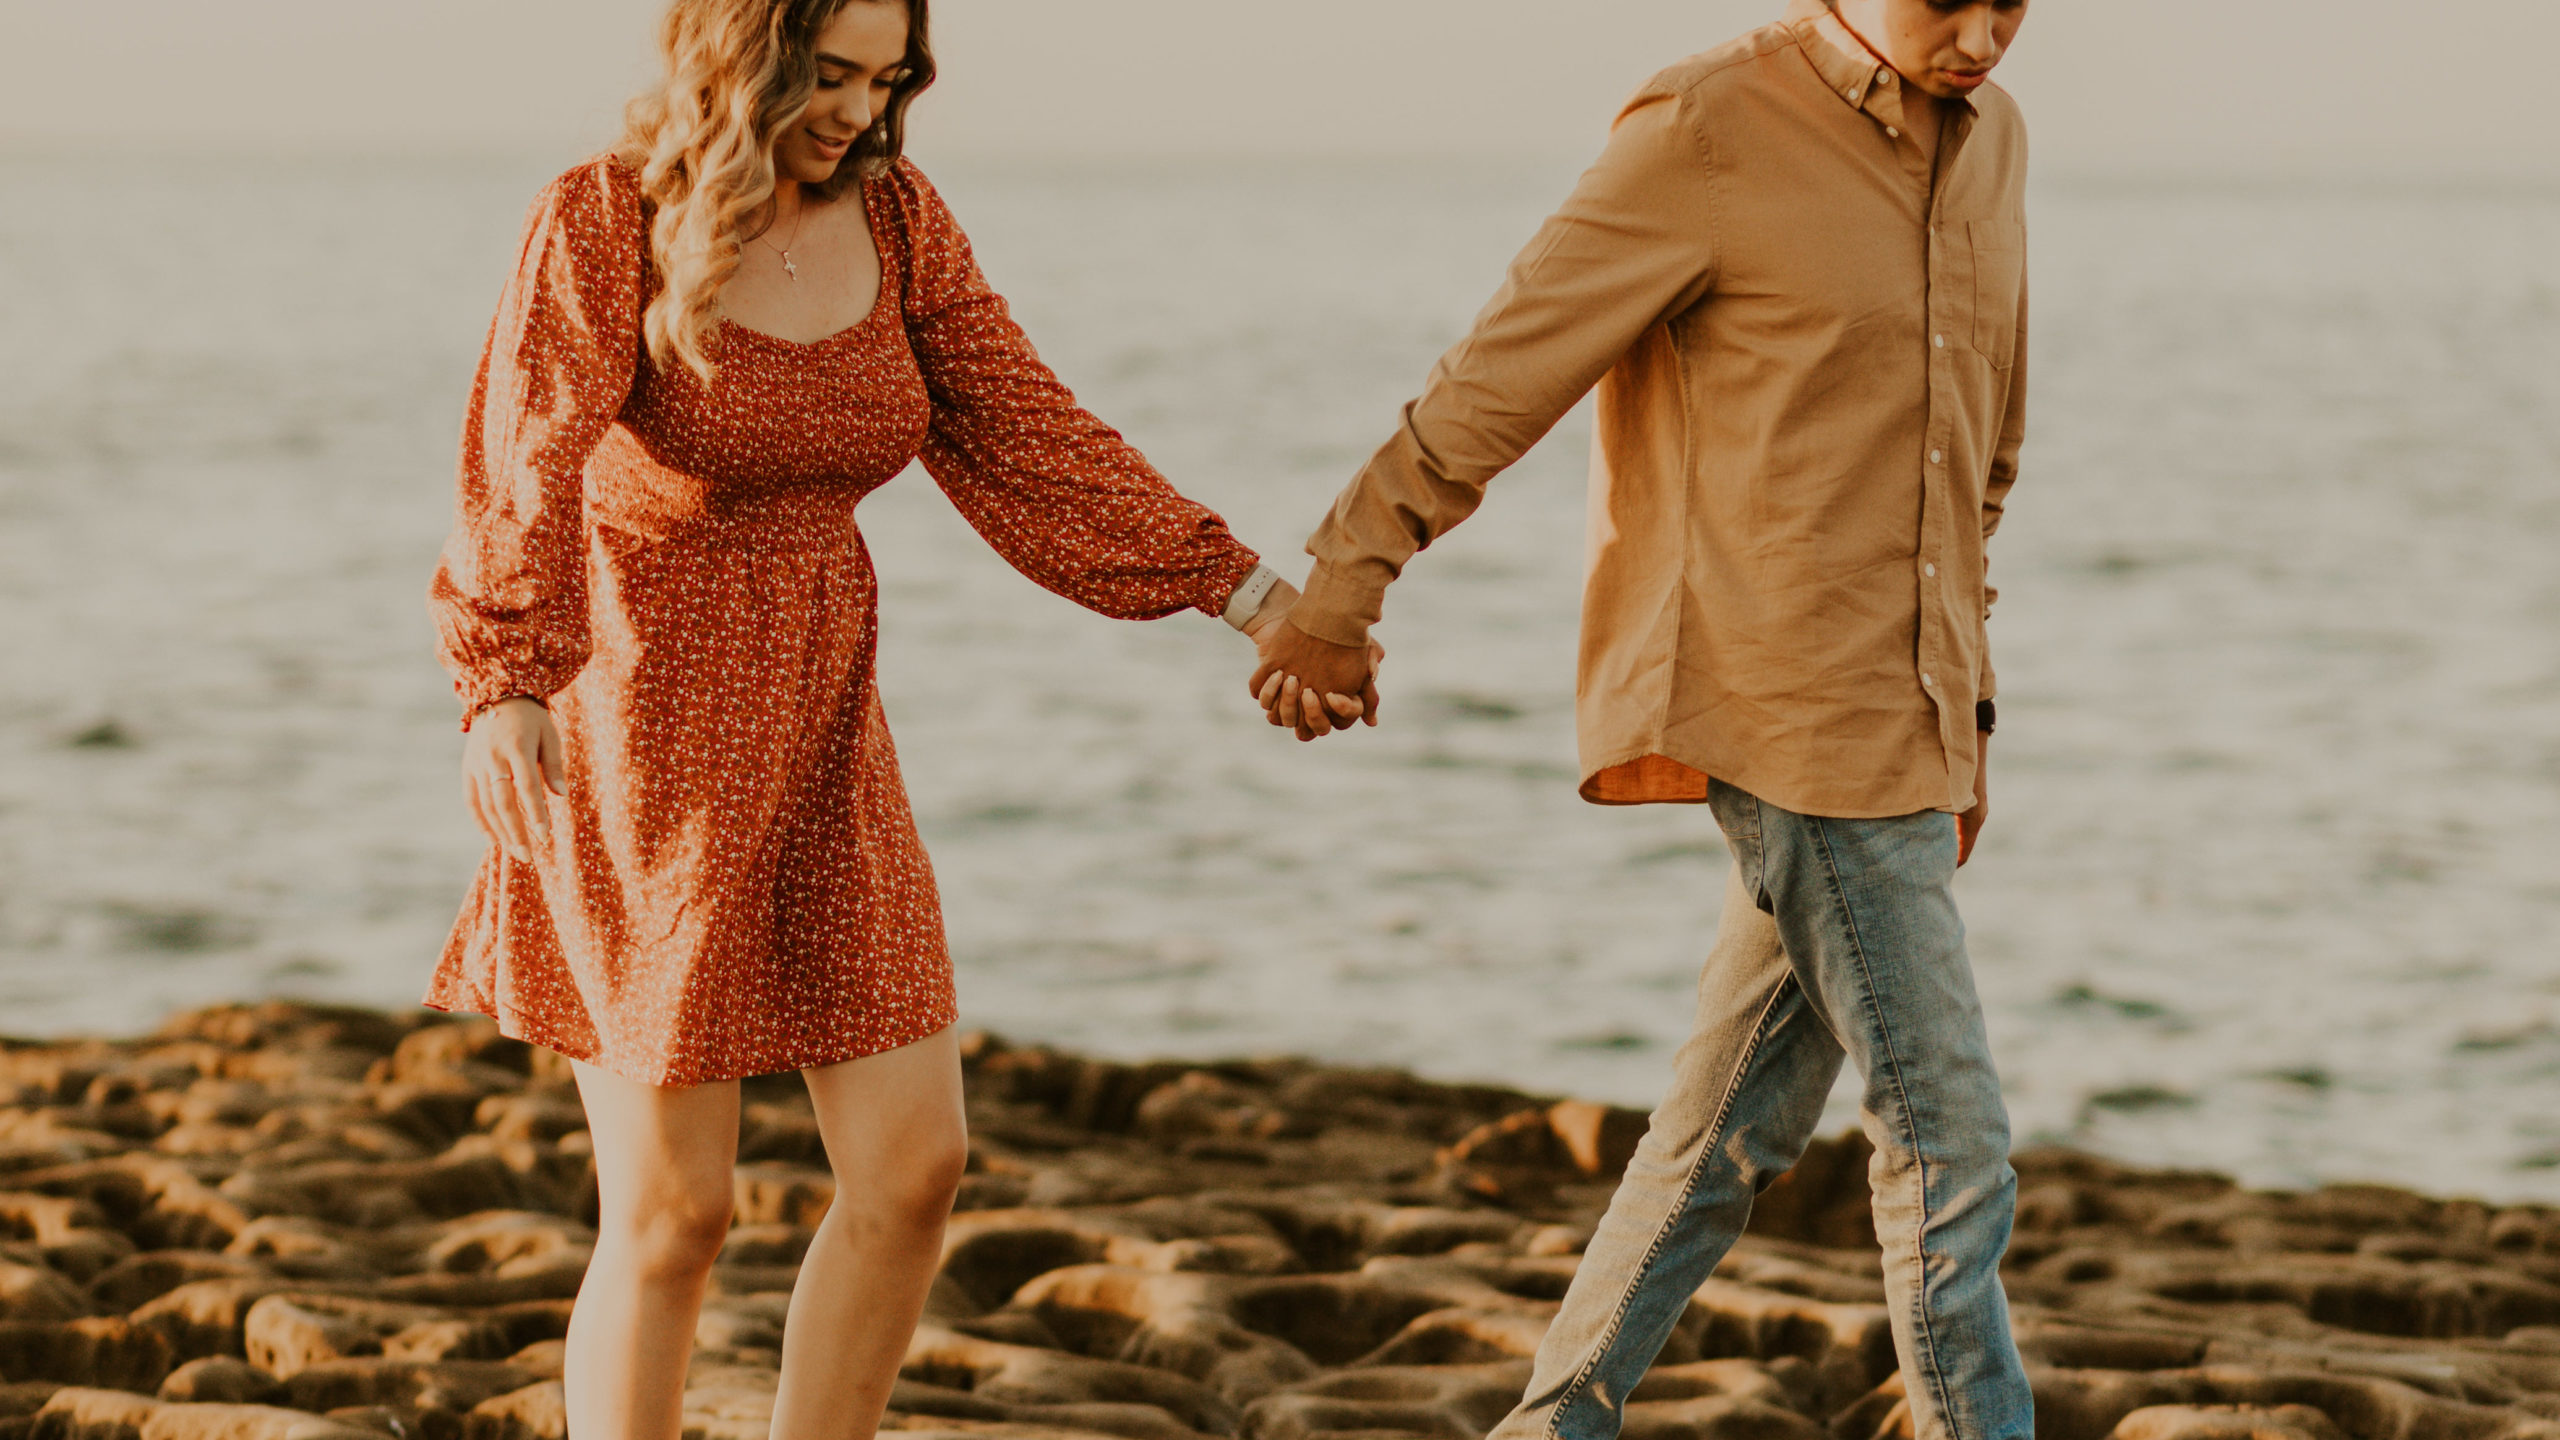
781, 252, 798, 280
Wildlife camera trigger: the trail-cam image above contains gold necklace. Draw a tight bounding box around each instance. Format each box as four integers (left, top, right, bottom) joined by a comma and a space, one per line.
759, 197, 808, 281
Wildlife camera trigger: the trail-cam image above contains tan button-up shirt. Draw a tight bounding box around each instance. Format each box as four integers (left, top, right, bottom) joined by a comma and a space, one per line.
1292, 0, 2029, 819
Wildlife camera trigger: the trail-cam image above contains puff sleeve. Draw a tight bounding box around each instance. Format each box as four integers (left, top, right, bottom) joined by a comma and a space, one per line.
886, 161, 1259, 621
429, 159, 646, 719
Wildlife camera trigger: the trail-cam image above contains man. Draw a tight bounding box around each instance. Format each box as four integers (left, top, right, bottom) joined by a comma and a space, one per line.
1251, 1, 2037, 1437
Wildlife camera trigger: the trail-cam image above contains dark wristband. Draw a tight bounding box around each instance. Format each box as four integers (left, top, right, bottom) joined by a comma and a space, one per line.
1976, 698, 1997, 735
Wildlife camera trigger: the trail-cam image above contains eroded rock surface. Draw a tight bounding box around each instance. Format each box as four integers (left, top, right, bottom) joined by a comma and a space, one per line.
4, 1004, 2560, 1440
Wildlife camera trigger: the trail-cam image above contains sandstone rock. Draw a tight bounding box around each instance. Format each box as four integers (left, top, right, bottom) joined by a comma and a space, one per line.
467, 1098, 584, 1149
9, 1159, 253, 1252
219, 1156, 525, 1231
1353, 1306, 1561, 1366
735, 1107, 828, 1171
461, 1383, 564, 1440
27, 1232, 138, 1288
1740, 1135, 1879, 1253
2112, 1405, 2355, 1440
732, 1166, 835, 1230
146, 1405, 380, 1440
1, 1384, 67, 1419
22, 1005, 2560, 1440
373, 1271, 583, 1310
1630, 1359, 1825, 1418
1682, 1278, 1899, 1414
0, 1197, 109, 1248
278, 1360, 540, 1416
0, 1317, 177, 1391
1242, 1363, 1529, 1440
1619, 1393, 1831, 1440
418, 1214, 591, 1279
717, 1225, 812, 1269
158, 1359, 285, 1406
378, 1027, 529, 1096
696, 1296, 790, 1353
905, 1326, 1242, 1435
500, 1343, 563, 1382
0, 1263, 93, 1323
888, 1377, 1018, 1423
1134, 1073, 1318, 1147
26, 1391, 383, 1440
244, 1296, 456, 1378
28, 1387, 158, 1440
379, 1320, 512, 1366
324, 1408, 463, 1440
1548, 1101, 1651, 1181
90, 1254, 272, 1313
155, 1005, 416, 1062
370, 1089, 486, 1154
682, 1363, 780, 1440
131, 1279, 309, 1362
221, 1220, 383, 1283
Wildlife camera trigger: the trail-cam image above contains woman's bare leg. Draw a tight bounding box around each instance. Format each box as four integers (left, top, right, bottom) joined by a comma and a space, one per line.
769, 1029, 967, 1440
566, 1061, 742, 1440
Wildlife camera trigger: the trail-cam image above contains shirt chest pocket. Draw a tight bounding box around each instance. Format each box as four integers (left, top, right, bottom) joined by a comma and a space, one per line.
1967, 219, 2025, 369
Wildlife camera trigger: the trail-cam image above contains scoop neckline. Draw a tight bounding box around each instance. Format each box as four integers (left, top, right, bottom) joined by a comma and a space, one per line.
715, 175, 893, 351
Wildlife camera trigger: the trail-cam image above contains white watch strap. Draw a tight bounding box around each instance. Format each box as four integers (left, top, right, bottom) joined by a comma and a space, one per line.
1222, 565, 1284, 631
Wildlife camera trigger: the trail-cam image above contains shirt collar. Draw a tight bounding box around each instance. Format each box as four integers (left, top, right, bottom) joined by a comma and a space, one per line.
1784, 0, 1971, 120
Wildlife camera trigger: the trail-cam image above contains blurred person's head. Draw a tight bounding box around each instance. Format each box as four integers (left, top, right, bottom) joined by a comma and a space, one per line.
1831, 0, 2028, 102
619, 0, 936, 377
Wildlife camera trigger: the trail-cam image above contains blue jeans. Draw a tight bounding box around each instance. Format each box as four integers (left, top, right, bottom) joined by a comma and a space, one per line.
1492, 781, 2032, 1440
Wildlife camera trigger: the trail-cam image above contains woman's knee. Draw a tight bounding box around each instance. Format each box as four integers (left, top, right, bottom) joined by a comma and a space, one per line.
607, 1181, 735, 1280
892, 1130, 968, 1227
835, 1132, 965, 1237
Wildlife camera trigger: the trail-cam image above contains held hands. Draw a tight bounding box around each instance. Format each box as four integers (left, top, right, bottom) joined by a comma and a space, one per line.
462, 697, 566, 864
1243, 586, 1384, 742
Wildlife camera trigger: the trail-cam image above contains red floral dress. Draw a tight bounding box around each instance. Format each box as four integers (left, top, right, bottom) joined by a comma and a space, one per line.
426, 156, 1259, 1086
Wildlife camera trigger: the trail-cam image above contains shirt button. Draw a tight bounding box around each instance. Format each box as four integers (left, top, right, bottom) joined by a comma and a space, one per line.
1924, 563, 1939, 578
1923, 674, 1938, 688
1930, 449, 1945, 464
1887, 126, 1901, 138
1934, 334, 1947, 349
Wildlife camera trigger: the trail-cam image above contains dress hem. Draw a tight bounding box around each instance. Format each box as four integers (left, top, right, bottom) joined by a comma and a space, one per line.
420, 990, 959, 1089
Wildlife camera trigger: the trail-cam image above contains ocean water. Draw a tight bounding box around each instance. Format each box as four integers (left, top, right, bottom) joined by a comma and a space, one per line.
1, 151, 2555, 1200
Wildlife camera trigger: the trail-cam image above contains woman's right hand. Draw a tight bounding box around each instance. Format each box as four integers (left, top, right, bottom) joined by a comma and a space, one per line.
463, 698, 567, 864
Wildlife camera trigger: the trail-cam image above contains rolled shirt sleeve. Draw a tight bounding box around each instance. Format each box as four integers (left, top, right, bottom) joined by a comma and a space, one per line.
1292, 91, 1721, 649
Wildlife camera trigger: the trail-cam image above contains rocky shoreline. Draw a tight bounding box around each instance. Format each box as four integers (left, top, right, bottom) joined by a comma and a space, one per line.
5, 1004, 2560, 1440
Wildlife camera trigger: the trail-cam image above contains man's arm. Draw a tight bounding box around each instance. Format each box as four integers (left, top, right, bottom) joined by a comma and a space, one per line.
1965, 257, 2028, 865
1282, 87, 1723, 661
1978, 272, 2028, 703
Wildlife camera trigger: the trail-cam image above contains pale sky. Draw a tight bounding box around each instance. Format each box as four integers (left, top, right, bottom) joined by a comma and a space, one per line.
2, 0, 2553, 176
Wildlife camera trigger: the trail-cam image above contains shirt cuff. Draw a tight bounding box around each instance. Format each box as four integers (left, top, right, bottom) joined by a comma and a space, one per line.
1289, 559, 1389, 648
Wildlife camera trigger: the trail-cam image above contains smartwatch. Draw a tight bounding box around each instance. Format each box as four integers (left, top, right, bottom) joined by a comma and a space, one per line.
1222, 565, 1284, 632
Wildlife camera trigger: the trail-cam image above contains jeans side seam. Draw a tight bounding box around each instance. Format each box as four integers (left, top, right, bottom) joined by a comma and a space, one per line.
1807, 815, 1961, 1438
1543, 972, 1798, 1438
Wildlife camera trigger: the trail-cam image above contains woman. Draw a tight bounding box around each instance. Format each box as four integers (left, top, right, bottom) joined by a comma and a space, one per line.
425, 1, 1342, 1435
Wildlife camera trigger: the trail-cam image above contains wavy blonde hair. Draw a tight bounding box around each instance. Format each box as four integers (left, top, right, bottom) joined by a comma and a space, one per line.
618, 0, 936, 379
